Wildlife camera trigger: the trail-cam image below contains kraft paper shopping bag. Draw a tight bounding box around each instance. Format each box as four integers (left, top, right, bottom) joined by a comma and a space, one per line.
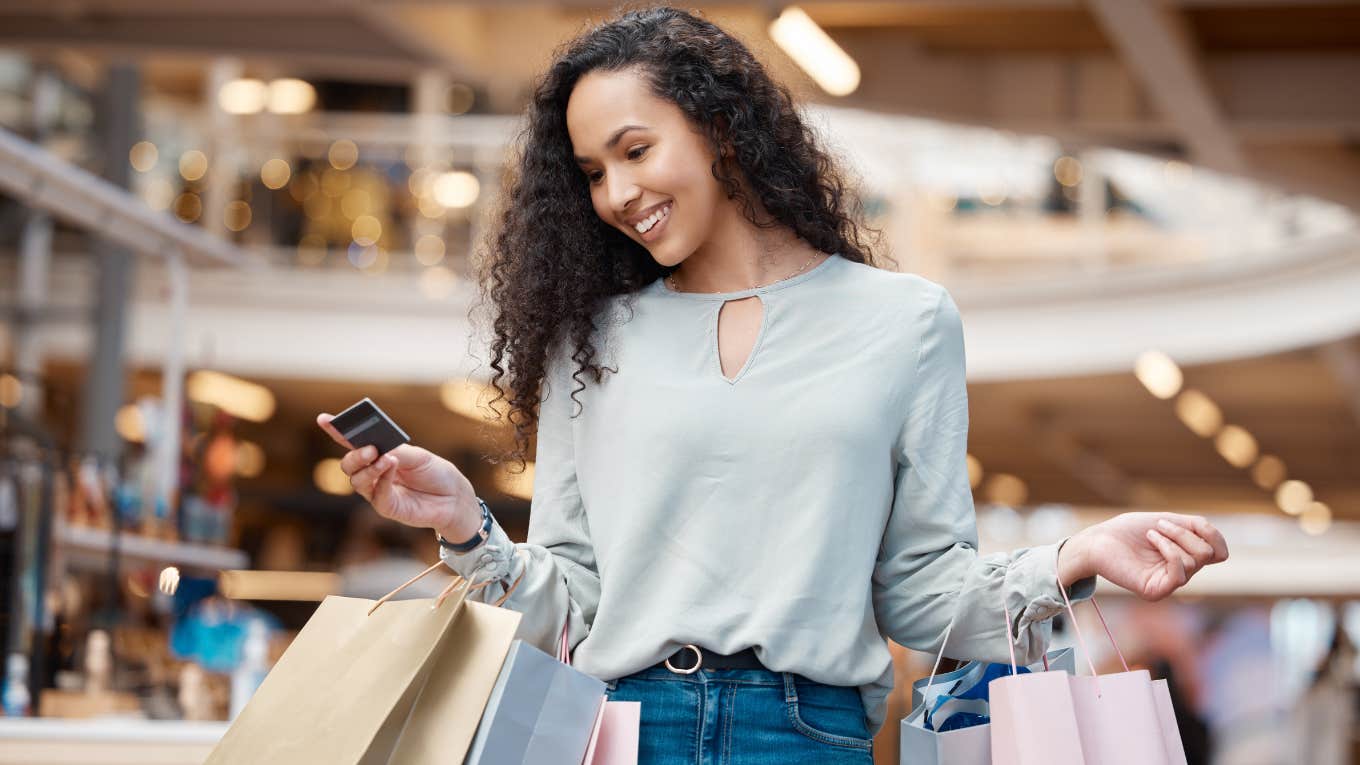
207, 560, 522, 765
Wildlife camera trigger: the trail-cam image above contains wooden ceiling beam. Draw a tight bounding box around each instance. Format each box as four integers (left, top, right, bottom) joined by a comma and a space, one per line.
1085, 0, 1248, 174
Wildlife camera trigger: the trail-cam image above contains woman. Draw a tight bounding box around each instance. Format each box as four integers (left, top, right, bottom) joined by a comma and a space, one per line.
318, 7, 1228, 761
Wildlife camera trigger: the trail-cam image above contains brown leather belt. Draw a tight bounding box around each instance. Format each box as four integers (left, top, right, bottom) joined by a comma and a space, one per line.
654, 644, 768, 675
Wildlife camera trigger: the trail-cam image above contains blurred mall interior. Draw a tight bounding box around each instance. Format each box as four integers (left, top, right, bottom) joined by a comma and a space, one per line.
0, 1, 1358, 763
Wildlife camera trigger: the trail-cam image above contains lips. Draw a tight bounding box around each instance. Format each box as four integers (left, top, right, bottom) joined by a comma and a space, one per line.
636, 202, 672, 243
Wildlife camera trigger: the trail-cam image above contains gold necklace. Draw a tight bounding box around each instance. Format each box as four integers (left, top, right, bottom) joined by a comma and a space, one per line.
667, 252, 821, 294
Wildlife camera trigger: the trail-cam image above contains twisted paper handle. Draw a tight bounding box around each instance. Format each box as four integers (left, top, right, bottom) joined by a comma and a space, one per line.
367, 549, 527, 616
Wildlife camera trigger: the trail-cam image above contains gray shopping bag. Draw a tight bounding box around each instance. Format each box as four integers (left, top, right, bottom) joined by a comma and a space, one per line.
901, 703, 991, 765
464, 639, 606, 765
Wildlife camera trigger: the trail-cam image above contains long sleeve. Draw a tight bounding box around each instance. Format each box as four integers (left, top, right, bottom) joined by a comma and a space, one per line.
440, 348, 601, 659
871, 285, 1095, 666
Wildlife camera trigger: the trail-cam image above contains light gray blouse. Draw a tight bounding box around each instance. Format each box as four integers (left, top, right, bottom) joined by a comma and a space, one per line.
441, 254, 1094, 733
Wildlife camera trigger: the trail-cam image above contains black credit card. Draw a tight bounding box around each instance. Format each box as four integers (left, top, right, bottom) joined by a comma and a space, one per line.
330, 397, 411, 456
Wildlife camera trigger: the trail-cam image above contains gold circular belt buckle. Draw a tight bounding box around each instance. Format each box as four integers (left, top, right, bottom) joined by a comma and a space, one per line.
664, 644, 703, 675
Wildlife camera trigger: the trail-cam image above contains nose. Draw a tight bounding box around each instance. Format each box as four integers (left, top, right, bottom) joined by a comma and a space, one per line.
606, 171, 641, 221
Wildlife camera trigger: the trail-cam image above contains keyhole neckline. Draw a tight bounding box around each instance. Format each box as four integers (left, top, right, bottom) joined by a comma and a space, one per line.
655, 252, 840, 301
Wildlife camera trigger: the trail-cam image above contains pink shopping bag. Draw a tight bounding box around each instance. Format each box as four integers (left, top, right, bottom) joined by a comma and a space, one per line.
989, 586, 1189, 765
559, 623, 640, 765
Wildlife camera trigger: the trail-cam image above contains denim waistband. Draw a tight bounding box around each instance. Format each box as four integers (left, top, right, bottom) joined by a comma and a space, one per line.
605, 665, 828, 691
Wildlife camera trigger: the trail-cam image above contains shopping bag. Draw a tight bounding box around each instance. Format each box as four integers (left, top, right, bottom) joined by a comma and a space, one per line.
558, 621, 640, 765
900, 611, 1073, 765
901, 701, 991, 765
581, 701, 643, 765
989, 588, 1189, 765
1151, 679, 1189, 765
910, 647, 1076, 710
206, 560, 523, 765
464, 639, 607, 765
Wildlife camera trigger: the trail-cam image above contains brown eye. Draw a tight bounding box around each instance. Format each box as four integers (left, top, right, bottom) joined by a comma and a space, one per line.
627, 145, 649, 161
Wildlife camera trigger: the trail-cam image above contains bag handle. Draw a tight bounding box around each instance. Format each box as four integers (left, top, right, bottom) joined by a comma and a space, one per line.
1006, 580, 1127, 699
557, 619, 572, 665
367, 549, 528, 616
1001, 584, 1126, 678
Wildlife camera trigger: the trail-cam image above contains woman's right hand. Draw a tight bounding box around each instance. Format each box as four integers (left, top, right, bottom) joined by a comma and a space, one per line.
315, 413, 483, 540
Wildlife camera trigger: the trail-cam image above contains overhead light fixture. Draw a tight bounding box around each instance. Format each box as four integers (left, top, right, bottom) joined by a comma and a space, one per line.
1299, 501, 1331, 536
267, 78, 316, 115
1274, 479, 1312, 515
186, 370, 276, 422
432, 171, 480, 208
1250, 454, 1287, 490
769, 7, 861, 97
1174, 389, 1222, 437
219, 78, 268, 115
1213, 425, 1258, 469
1134, 350, 1182, 400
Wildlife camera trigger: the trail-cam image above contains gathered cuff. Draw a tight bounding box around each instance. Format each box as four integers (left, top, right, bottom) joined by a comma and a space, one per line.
439, 520, 518, 587
1005, 538, 1096, 635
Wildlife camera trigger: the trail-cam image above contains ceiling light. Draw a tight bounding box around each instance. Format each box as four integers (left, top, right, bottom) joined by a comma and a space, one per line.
1134, 350, 1182, 400
1274, 479, 1313, 515
1250, 455, 1287, 490
219, 78, 268, 115
186, 370, 276, 422
1299, 501, 1331, 535
432, 171, 480, 208
769, 7, 861, 96
1174, 389, 1222, 437
267, 78, 316, 115
1213, 425, 1258, 469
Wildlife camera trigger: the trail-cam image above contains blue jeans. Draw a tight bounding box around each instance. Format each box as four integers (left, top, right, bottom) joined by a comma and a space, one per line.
604, 666, 875, 764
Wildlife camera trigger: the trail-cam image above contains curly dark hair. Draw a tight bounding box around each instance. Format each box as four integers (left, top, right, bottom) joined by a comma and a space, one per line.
474, 5, 883, 470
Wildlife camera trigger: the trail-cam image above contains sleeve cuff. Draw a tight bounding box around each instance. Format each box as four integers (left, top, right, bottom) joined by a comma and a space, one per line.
439, 519, 517, 585
1006, 538, 1097, 631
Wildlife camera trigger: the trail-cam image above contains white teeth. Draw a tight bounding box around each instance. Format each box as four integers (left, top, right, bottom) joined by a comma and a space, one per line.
633, 203, 671, 234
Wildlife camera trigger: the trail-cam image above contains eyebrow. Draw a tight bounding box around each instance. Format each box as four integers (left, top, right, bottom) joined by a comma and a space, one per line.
573, 124, 650, 165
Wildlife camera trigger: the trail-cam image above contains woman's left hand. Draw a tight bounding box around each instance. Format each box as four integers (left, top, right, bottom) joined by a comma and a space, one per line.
1058, 513, 1229, 601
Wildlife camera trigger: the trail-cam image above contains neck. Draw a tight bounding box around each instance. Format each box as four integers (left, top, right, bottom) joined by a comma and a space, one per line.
670, 203, 823, 293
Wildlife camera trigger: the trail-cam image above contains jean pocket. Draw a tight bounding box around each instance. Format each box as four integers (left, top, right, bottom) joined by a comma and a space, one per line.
783, 676, 873, 750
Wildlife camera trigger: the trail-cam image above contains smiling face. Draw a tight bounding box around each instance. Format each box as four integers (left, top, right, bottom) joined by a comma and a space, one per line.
566, 67, 729, 268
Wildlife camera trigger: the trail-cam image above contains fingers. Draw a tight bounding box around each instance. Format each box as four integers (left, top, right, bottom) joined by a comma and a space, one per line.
340, 444, 380, 476
335, 442, 396, 503
349, 455, 395, 502
1160, 514, 1230, 563
316, 413, 355, 450
1146, 528, 1188, 587
371, 456, 399, 506
1155, 518, 1215, 570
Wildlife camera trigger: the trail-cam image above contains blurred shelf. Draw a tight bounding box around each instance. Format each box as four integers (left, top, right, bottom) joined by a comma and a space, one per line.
0, 718, 226, 765
56, 525, 248, 572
